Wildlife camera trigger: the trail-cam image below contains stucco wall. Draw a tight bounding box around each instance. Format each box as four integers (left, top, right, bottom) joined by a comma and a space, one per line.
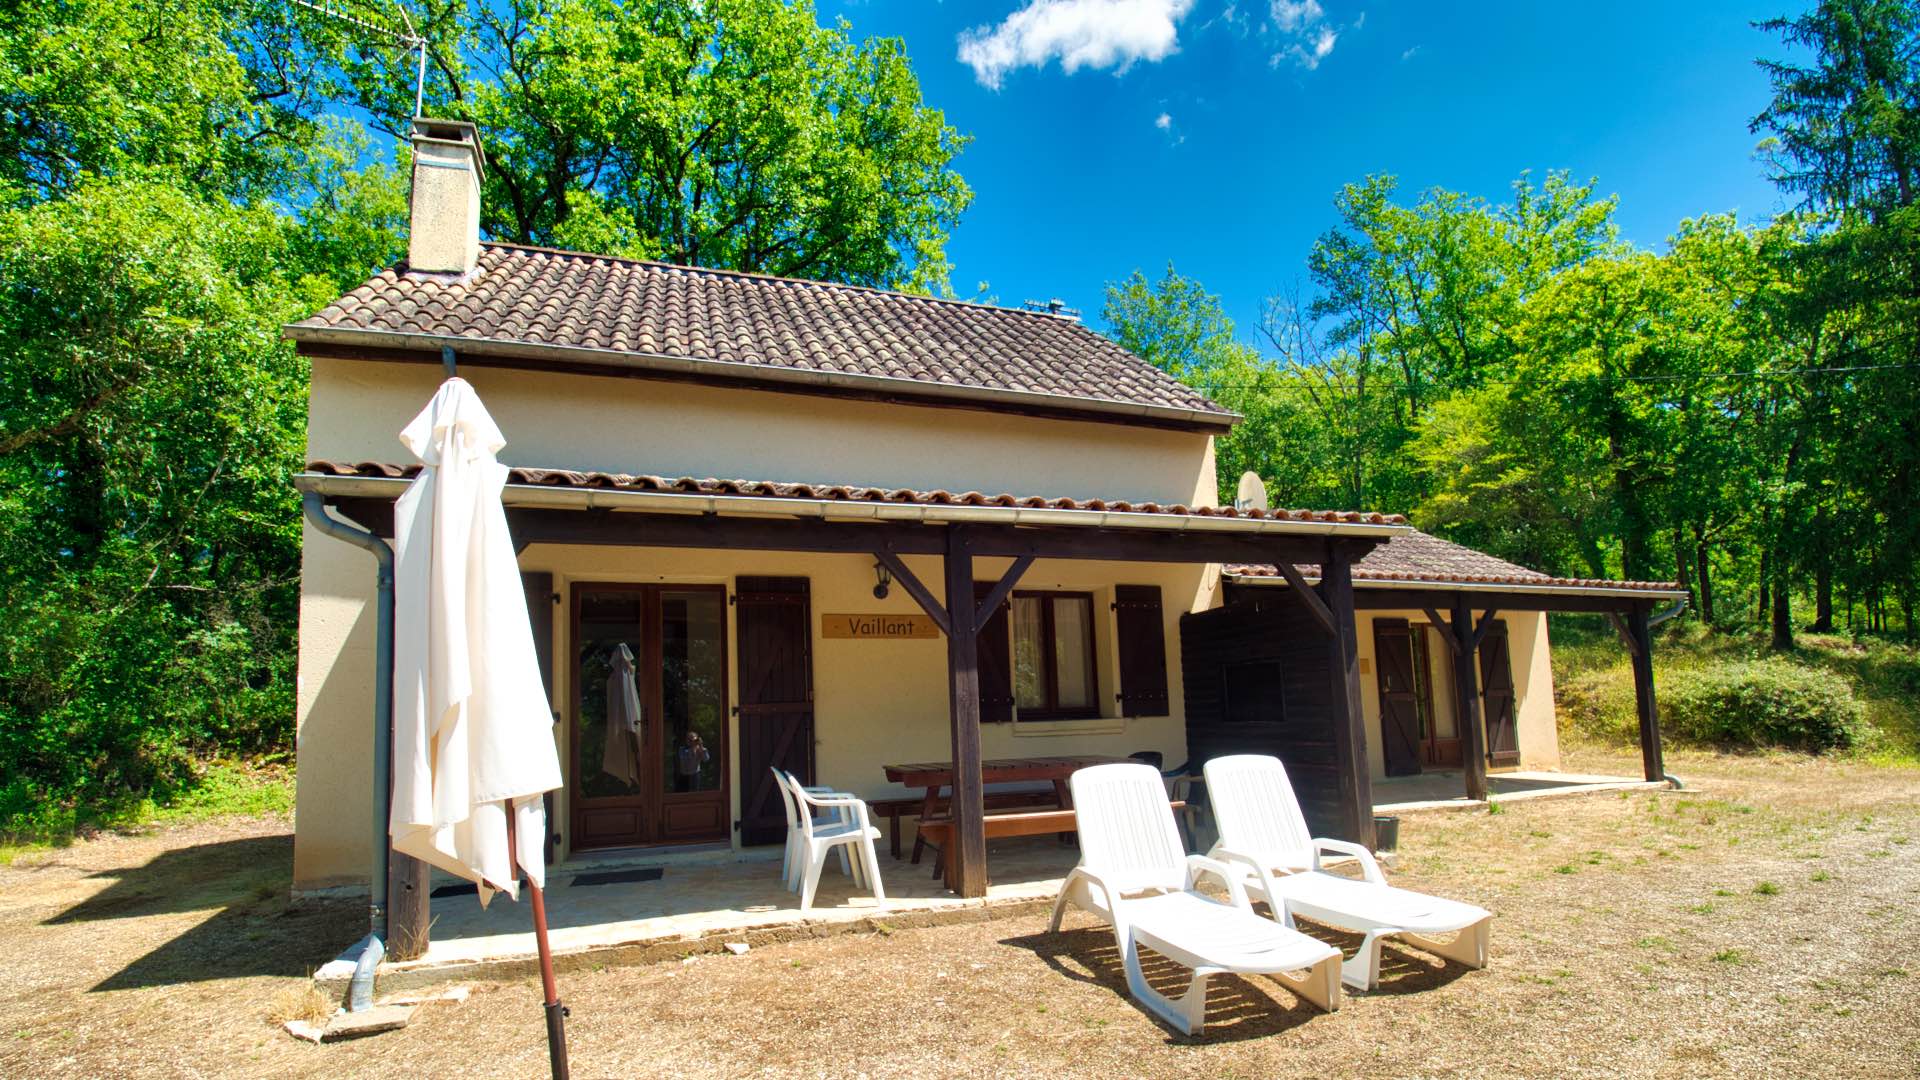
293, 535, 1212, 889
306, 357, 1220, 506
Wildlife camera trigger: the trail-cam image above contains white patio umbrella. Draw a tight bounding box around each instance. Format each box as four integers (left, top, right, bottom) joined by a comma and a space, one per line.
391, 376, 569, 1077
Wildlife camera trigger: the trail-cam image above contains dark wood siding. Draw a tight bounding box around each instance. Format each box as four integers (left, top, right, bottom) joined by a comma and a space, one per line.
1179, 596, 1352, 839
1114, 584, 1170, 717
521, 571, 556, 863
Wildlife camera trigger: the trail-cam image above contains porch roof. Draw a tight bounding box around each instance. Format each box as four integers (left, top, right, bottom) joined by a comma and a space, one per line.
1224, 528, 1688, 602
297, 461, 1409, 540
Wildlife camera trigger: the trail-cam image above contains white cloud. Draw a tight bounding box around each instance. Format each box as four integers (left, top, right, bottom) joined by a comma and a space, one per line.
1269, 0, 1322, 33
957, 0, 1196, 90
1267, 0, 1344, 71
1155, 111, 1173, 129
1401, 44, 1420, 61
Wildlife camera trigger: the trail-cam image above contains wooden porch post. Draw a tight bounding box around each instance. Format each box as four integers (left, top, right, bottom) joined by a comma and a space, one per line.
387, 849, 430, 960
942, 526, 988, 898
1626, 605, 1666, 782
1321, 543, 1377, 849
1451, 594, 1490, 802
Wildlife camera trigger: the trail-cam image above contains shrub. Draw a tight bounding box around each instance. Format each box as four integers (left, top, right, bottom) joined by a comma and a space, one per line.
1659, 659, 1866, 752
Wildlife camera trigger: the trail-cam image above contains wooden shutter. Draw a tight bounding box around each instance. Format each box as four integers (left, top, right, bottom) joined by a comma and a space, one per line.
519, 571, 556, 863
735, 576, 815, 845
1114, 584, 1170, 717
976, 582, 1014, 723
1479, 620, 1520, 765
1372, 619, 1422, 777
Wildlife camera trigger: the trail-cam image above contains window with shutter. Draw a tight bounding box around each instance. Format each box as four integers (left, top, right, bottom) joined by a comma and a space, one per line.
1114, 584, 1170, 717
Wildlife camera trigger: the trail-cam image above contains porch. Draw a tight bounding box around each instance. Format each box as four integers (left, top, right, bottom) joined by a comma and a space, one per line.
1372, 769, 1664, 813
317, 836, 1083, 994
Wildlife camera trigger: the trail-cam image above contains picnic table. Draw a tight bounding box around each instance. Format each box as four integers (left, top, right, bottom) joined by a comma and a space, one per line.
880, 755, 1129, 867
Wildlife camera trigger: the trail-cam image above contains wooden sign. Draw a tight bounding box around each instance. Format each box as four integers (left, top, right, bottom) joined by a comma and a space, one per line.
821, 613, 942, 640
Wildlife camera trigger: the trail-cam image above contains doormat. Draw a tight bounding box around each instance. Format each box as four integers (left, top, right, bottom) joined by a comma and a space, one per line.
571, 867, 665, 888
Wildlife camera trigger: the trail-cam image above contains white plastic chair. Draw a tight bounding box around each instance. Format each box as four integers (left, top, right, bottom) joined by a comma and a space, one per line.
1048, 763, 1342, 1034
1205, 754, 1492, 991
771, 767, 856, 888
777, 770, 885, 912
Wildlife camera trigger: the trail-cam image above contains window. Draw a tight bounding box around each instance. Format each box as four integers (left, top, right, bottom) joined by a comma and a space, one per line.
1011, 591, 1098, 719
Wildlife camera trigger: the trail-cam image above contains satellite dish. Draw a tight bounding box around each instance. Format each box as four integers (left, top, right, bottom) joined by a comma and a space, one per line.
1235, 471, 1268, 512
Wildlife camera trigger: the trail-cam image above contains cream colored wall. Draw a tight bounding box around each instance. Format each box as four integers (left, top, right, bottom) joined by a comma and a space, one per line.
296, 358, 1224, 890
1350, 608, 1561, 783
515, 547, 1207, 866
307, 358, 1220, 507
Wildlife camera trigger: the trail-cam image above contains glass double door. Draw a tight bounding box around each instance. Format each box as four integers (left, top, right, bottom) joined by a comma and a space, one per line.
571, 584, 728, 849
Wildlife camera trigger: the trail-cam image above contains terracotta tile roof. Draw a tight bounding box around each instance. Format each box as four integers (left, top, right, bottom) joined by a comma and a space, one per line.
289, 244, 1234, 426
1226, 529, 1682, 592
303, 460, 1407, 526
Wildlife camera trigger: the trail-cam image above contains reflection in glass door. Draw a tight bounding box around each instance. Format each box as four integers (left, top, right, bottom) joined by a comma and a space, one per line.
570, 584, 729, 849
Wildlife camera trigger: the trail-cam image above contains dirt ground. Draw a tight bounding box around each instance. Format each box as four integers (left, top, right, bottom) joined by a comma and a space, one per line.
3, 747, 1918, 1079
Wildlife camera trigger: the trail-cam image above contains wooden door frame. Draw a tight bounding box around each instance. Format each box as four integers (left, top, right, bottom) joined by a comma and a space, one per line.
1371, 618, 1424, 776
567, 581, 731, 850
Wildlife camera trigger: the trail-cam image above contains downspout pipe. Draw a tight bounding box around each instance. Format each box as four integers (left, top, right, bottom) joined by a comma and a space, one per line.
300, 492, 394, 941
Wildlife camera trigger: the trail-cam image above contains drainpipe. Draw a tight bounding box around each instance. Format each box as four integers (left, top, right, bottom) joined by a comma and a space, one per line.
1642, 596, 1689, 789
300, 493, 395, 947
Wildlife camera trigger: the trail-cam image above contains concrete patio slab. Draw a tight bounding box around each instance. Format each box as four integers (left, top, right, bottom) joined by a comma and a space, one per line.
1373, 769, 1668, 814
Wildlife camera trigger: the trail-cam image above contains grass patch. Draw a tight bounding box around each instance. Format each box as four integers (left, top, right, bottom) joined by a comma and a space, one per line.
1753, 881, 1782, 896
0, 759, 292, 865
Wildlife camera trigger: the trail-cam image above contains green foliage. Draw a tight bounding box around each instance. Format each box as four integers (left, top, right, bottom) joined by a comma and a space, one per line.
1661, 658, 1866, 751
0, 180, 316, 830
327, 0, 972, 291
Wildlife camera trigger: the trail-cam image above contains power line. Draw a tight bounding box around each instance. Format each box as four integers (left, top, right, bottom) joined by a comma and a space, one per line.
1181, 360, 1920, 392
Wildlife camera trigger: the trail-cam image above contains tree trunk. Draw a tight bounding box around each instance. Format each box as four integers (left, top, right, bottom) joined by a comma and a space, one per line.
1812, 558, 1834, 633
1693, 525, 1714, 625
1756, 549, 1769, 627
1673, 527, 1691, 598
1770, 552, 1794, 651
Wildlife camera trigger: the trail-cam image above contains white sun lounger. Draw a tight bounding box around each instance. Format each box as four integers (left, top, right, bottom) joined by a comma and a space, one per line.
1205, 754, 1492, 991
1048, 763, 1342, 1033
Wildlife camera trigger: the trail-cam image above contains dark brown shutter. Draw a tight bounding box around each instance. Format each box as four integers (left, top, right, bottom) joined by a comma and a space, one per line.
976, 582, 1014, 723
519, 571, 556, 863
1114, 584, 1170, 717
736, 576, 815, 845
1372, 618, 1422, 777
1479, 620, 1520, 765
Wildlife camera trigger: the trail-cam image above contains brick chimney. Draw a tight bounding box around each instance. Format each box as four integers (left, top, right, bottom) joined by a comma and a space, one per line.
407, 118, 486, 276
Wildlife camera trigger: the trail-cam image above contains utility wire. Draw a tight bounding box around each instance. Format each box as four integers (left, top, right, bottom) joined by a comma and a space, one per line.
1180, 360, 1920, 391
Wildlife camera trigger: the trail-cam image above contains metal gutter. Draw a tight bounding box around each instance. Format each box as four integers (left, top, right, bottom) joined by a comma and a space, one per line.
293, 472, 1410, 539
283, 323, 1243, 432
1223, 569, 1691, 602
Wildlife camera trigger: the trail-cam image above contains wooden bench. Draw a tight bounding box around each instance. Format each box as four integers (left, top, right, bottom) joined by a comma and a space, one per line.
869, 787, 1059, 860
915, 802, 1184, 890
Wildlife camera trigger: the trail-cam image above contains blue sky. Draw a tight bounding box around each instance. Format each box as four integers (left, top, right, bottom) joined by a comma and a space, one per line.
821, 0, 1792, 340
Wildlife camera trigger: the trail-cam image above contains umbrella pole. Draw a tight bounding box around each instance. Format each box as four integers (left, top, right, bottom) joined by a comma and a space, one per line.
509, 810, 570, 1080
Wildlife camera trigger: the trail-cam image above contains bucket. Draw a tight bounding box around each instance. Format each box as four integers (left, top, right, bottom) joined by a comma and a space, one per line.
1373, 815, 1401, 851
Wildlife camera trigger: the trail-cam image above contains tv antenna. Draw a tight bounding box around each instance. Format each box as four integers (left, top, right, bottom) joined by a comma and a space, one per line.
290, 0, 430, 117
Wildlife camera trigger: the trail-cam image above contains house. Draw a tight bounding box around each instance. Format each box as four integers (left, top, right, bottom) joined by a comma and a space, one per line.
290, 120, 1684, 921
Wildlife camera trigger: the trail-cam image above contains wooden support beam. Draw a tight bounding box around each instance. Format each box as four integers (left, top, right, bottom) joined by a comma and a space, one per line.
1274, 560, 1336, 637
386, 848, 430, 960
1354, 587, 1665, 614
1451, 594, 1490, 802
1627, 606, 1666, 782
975, 555, 1034, 631
1606, 611, 1644, 656
1468, 608, 1502, 653
1422, 607, 1459, 653
1320, 544, 1377, 850
873, 550, 949, 636
942, 527, 988, 898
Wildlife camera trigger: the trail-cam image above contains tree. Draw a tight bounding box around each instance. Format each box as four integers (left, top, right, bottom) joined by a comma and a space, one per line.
329, 0, 972, 291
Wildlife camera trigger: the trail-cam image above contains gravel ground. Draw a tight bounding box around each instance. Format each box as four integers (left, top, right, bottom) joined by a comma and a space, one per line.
2, 747, 1917, 1079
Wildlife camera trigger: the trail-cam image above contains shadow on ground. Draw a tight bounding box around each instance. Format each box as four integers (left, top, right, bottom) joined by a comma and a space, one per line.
43, 834, 362, 992
1002, 919, 1469, 1043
